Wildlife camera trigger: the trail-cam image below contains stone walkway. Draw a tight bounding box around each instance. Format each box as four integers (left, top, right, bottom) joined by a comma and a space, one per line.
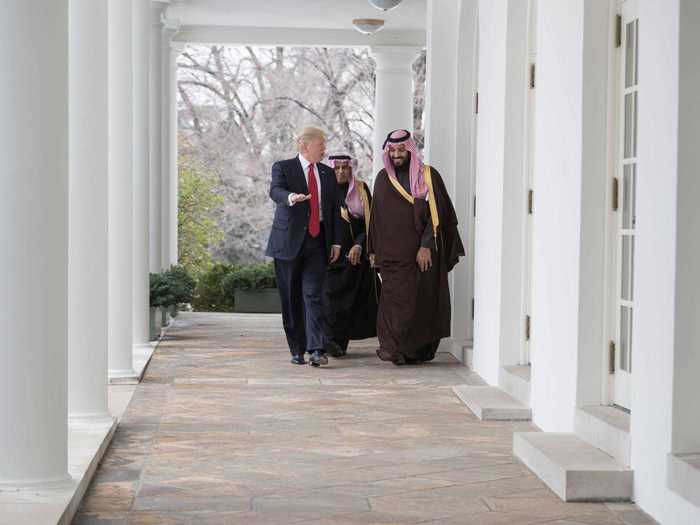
74, 313, 655, 525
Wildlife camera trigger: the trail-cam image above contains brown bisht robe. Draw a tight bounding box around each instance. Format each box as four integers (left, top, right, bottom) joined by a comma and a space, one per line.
368, 166, 464, 362
324, 181, 380, 350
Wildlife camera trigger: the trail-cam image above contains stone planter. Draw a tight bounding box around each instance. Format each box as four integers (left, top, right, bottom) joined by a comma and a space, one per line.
234, 288, 281, 313
161, 306, 169, 327
149, 307, 159, 341
168, 304, 178, 318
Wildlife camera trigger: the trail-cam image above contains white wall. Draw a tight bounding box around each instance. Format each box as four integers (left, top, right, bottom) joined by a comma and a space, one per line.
452, 0, 479, 350
425, 0, 478, 359
529, 0, 609, 430
425, 0, 460, 193
632, 0, 700, 521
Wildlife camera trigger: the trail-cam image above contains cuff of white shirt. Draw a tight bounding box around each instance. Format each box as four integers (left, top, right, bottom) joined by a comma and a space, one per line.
287, 193, 295, 206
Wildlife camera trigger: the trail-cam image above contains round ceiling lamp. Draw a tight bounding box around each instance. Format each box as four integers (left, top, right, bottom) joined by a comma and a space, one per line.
368, 0, 404, 11
352, 18, 385, 34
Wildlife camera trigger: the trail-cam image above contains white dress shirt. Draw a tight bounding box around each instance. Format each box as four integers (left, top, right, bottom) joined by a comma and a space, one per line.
289, 154, 324, 219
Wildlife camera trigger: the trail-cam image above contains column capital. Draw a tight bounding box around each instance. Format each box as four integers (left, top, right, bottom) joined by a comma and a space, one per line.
152, 1, 170, 28
370, 45, 421, 72
161, 17, 181, 45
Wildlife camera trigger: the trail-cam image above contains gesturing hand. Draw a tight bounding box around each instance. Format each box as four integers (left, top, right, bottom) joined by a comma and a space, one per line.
290, 193, 311, 205
416, 247, 432, 272
348, 245, 362, 266
329, 245, 341, 264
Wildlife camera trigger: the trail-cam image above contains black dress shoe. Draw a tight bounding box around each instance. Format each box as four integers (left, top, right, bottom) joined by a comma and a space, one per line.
325, 340, 346, 358
290, 354, 306, 365
309, 350, 328, 367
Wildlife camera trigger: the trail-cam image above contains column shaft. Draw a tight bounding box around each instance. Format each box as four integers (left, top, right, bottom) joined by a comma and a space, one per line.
0, 0, 70, 485
68, 0, 112, 425
160, 23, 179, 269
167, 42, 183, 266
133, 0, 151, 351
149, 4, 168, 272
108, 0, 136, 379
370, 46, 417, 180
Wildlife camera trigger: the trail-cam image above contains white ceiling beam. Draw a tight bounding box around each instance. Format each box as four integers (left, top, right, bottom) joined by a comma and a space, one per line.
173, 25, 426, 48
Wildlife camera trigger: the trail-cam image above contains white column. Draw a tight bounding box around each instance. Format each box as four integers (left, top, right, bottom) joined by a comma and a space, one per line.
133, 0, 152, 354
149, 2, 169, 272
0, 1, 70, 486
370, 46, 418, 179
108, 0, 136, 380
471, 0, 530, 384
168, 40, 184, 266
529, 0, 610, 430
633, 1, 700, 521
160, 20, 180, 269
68, 0, 112, 426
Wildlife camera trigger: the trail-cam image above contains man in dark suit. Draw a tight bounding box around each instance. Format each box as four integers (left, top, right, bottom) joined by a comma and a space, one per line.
265, 127, 343, 367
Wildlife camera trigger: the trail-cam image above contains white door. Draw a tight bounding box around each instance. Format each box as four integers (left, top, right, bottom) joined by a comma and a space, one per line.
521, 0, 537, 365
613, 0, 639, 409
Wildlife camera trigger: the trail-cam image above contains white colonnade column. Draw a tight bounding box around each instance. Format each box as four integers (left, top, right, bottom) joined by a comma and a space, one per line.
370, 46, 419, 180
0, 0, 70, 486
149, 2, 170, 272
161, 19, 180, 268
167, 40, 184, 266
68, 0, 113, 425
108, 0, 137, 380
133, 0, 152, 355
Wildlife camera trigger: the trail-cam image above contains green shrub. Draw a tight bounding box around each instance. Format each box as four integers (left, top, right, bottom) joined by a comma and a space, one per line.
150, 272, 175, 308
165, 265, 196, 305
222, 263, 277, 296
192, 263, 236, 312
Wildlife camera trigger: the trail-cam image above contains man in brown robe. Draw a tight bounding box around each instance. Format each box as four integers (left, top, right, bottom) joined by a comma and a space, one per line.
368, 129, 464, 365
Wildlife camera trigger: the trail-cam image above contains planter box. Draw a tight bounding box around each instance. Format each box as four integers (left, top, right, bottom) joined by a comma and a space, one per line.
149, 307, 159, 341
161, 307, 169, 328
234, 288, 281, 313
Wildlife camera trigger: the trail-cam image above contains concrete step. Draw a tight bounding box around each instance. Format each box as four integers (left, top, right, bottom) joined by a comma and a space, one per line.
500, 365, 531, 406
513, 432, 633, 502
667, 452, 700, 508
575, 405, 631, 466
452, 385, 532, 420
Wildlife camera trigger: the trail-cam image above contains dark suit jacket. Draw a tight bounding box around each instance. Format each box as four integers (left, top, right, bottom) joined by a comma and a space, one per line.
265, 156, 344, 261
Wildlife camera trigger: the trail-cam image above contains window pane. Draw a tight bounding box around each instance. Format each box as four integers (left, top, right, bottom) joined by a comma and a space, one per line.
630, 236, 635, 301
621, 236, 632, 301
620, 306, 631, 372
629, 308, 633, 372
624, 92, 638, 158
625, 20, 638, 88
623, 164, 637, 229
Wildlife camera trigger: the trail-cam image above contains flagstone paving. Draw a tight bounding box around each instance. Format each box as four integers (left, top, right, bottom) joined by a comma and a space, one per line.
73, 312, 656, 525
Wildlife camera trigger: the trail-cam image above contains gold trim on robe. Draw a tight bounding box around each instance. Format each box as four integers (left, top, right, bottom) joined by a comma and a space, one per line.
387, 166, 440, 249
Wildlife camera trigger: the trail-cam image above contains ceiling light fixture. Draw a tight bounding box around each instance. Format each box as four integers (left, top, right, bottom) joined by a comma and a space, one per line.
368, 0, 404, 11
352, 18, 385, 34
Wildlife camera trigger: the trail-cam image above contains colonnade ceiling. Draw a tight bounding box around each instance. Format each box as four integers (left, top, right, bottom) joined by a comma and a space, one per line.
168, 0, 427, 47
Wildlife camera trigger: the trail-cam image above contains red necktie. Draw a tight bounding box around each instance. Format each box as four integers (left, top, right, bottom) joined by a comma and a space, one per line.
307, 164, 320, 237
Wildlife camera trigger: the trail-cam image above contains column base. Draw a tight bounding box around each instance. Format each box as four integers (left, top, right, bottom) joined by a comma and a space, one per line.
0, 417, 118, 523
108, 343, 155, 384
68, 413, 115, 430
0, 474, 73, 491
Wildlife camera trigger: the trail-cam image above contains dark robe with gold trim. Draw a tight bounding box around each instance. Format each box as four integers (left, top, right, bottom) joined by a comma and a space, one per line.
368, 166, 464, 362
323, 181, 380, 348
